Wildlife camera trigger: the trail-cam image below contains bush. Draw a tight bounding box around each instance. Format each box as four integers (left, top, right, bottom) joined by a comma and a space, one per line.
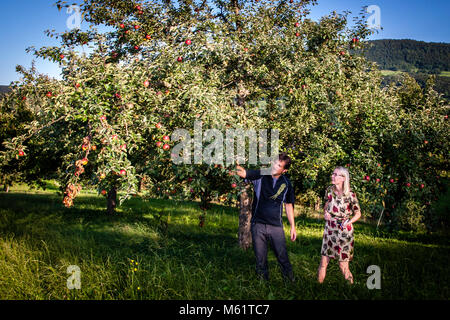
393, 199, 427, 232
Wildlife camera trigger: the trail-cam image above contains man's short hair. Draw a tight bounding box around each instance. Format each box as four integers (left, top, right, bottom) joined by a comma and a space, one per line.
279, 152, 292, 170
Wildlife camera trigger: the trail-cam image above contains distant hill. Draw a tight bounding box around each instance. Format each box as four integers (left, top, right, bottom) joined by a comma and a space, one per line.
365, 39, 450, 99
365, 39, 450, 73
0, 85, 11, 95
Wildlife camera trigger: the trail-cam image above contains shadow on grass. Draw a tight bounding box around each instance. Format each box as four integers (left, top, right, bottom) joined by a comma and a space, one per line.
1, 191, 449, 299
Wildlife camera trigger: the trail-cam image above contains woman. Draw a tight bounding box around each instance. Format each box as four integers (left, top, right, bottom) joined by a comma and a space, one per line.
317, 166, 361, 284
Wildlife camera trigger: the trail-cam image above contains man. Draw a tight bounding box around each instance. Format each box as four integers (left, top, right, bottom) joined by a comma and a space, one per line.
235, 152, 297, 282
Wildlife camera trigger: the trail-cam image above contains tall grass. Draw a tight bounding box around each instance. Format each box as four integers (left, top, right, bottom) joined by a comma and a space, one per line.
0, 186, 449, 300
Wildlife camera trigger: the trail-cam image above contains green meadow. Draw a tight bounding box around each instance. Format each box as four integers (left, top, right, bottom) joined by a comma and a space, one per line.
0, 184, 448, 300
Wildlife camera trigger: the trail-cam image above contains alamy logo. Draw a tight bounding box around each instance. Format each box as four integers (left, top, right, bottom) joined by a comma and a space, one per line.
66, 5, 81, 30
171, 121, 279, 175
366, 5, 381, 30
67, 265, 81, 289
366, 265, 381, 289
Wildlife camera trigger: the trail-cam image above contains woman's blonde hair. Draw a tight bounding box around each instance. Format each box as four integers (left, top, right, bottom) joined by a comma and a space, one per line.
335, 166, 351, 196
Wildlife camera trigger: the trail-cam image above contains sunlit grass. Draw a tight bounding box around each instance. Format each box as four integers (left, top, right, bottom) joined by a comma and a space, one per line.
0, 185, 449, 300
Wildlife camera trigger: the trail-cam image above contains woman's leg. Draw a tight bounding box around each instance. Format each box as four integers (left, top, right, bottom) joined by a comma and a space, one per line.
317, 255, 330, 283
339, 261, 353, 284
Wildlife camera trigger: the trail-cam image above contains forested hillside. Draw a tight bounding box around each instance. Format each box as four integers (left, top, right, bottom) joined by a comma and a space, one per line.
365, 39, 450, 99
365, 39, 450, 73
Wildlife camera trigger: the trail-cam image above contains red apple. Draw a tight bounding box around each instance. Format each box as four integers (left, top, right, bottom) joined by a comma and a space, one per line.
177, 56, 183, 62
119, 169, 126, 176
406, 182, 411, 187
145, 34, 151, 40
101, 190, 107, 195
376, 178, 380, 182
18, 150, 24, 156
295, 22, 300, 27
60, 54, 65, 59
134, 25, 140, 30
163, 144, 170, 151
365, 176, 370, 181
46, 92, 52, 97
115, 93, 121, 99
295, 32, 300, 37
156, 141, 162, 148
134, 45, 139, 50
81, 158, 88, 165
389, 178, 394, 183
82, 144, 88, 151
143, 80, 150, 87
163, 135, 170, 141
120, 23, 125, 28
156, 122, 162, 129
231, 183, 237, 188
185, 39, 191, 45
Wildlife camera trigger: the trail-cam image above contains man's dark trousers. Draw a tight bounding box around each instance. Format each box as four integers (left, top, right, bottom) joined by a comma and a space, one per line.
251, 222, 294, 281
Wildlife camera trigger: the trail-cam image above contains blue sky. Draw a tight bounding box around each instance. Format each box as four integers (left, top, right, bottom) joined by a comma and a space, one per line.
0, 0, 449, 85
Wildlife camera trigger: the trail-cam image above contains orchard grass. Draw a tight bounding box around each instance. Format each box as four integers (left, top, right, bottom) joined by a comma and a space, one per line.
0, 185, 449, 300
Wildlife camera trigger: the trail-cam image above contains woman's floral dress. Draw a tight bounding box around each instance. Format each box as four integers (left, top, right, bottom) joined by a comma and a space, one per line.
321, 186, 360, 262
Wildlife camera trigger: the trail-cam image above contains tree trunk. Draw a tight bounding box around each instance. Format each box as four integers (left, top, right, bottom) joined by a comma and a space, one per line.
200, 191, 211, 211
107, 186, 117, 215
315, 196, 321, 221
3, 184, 9, 193
238, 184, 252, 250
314, 196, 321, 212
